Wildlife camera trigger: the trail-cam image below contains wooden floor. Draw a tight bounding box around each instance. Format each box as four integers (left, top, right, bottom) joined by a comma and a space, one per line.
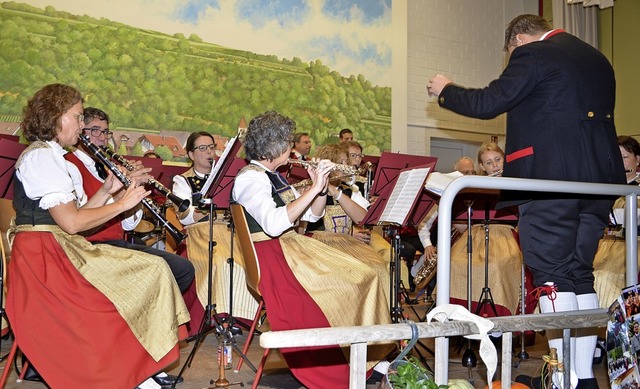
0, 294, 612, 389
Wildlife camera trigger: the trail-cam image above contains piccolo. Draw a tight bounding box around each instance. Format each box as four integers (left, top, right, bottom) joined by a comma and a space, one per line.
100, 146, 189, 212
78, 134, 187, 245
487, 170, 503, 177
287, 158, 358, 175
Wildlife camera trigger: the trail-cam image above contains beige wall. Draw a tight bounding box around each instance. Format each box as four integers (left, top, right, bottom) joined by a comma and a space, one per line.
395, 0, 536, 155
397, 0, 636, 156
599, 0, 640, 136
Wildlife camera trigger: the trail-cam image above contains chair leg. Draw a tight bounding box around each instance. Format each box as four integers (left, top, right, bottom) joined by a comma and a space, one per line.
0, 340, 18, 388
251, 347, 270, 389
235, 299, 264, 372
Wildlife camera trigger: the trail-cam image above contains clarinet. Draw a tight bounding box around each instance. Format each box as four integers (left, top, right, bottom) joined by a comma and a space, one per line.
78, 134, 187, 245
100, 146, 189, 212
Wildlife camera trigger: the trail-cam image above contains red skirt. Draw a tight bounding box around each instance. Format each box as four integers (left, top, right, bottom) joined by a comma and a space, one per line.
6, 232, 184, 389
255, 239, 350, 389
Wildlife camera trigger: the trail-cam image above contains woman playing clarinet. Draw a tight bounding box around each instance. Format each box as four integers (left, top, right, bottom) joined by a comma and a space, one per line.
7, 84, 189, 389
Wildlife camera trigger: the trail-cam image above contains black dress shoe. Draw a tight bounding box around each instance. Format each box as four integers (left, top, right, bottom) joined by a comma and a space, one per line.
153, 374, 184, 386
515, 374, 543, 389
577, 378, 599, 389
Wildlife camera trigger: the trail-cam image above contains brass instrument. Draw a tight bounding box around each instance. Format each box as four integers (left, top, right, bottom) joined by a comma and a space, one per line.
100, 146, 189, 212
78, 134, 187, 245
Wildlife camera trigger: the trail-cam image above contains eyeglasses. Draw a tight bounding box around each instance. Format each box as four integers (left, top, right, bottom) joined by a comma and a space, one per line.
83, 127, 113, 137
73, 113, 85, 123
349, 153, 363, 158
193, 144, 216, 152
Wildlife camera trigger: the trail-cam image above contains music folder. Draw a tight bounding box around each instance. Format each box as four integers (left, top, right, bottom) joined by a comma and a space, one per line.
0, 137, 26, 200
198, 132, 246, 209
361, 162, 437, 227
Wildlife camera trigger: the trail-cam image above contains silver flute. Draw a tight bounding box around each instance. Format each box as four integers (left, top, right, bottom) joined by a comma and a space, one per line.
287, 158, 358, 175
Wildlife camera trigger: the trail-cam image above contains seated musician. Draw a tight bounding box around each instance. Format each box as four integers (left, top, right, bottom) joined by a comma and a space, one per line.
304, 143, 372, 243
412, 156, 476, 296
232, 110, 391, 388
447, 143, 523, 317
171, 131, 217, 226
65, 107, 200, 386
592, 135, 640, 309
8, 84, 189, 389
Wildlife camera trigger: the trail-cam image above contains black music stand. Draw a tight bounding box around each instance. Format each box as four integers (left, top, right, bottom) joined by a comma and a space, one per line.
362, 162, 437, 368
369, 151, 438, 198
457, 191, 518, 318
173, 136, 252, 388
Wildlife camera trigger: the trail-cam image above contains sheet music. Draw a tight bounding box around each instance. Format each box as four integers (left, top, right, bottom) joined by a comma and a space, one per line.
198, 134, 240, 196
424, 170, 463, 196
379, 167, 431, 225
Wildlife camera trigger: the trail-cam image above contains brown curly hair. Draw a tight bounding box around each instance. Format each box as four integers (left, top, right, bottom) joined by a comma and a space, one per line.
21, 84, 84, 142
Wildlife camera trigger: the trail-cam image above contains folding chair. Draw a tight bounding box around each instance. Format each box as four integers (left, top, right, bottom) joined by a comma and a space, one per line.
229, 204, 268, 389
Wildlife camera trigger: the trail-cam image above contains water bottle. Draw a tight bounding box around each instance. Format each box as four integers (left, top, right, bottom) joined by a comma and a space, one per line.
218, 339, 233, 370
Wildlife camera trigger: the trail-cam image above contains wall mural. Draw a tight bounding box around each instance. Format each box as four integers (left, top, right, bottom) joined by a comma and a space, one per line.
0, 1, 392, 158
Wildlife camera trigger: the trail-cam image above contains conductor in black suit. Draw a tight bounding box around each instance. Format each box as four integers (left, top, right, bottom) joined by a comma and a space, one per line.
428, 14, 625, 389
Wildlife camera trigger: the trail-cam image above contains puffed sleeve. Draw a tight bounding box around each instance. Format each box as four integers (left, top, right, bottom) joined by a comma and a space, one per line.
232, 169, 294, 237
16, 147, 79, 209
172, 174, 198, 226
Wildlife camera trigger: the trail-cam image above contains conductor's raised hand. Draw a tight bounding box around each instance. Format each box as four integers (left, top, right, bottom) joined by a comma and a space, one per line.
427, 74, 453, 97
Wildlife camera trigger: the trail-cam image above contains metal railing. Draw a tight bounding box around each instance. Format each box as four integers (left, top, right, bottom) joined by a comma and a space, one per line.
435, 175, 640, 384
257, 176, 639, 388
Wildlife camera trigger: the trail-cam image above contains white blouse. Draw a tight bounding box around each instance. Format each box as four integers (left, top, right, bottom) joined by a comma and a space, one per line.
171, 164, 214, 226
232, 161, 322, 238
16, 141, 86, 210
72, 148, 143, 231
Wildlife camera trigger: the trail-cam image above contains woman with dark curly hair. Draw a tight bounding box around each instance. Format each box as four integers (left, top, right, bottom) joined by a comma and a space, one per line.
7, 83, 189, 389
232, 110, 391, 388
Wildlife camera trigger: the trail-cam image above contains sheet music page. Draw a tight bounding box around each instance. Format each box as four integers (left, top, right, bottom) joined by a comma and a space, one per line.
379, 167, 431, 225
199, 135, 238, 196
424, 170, 463, 196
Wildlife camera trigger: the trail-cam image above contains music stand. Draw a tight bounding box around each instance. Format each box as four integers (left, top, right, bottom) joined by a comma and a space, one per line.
363, 162, 437, 369
369, 151, 438, 198
456, 190, 518, 317
0, 138, 25, 200
362, 162, 436, 315
155, 163, 190, 190
173, 135, 252, 388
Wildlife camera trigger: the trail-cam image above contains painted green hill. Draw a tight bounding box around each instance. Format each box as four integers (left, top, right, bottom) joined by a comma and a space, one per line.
0, 1, 390, 152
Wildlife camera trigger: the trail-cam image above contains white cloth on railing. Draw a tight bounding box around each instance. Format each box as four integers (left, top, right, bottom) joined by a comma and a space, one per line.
426, 304, 496, 388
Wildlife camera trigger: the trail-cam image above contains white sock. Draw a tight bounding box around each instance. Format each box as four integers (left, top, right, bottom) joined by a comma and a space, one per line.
155, 372, 168, 378
137, 377, 162, 389
575, 293, 599, 379
538, 291, 577, 377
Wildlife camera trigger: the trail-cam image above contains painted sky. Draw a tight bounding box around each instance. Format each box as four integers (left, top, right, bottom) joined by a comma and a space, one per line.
23, 0, 392, 86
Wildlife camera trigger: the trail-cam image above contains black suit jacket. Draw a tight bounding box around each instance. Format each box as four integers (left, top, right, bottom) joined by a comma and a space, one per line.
439, 31, 625, 204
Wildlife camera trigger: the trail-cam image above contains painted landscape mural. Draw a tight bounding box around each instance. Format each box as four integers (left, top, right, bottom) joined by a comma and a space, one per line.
0, 1, 392, 158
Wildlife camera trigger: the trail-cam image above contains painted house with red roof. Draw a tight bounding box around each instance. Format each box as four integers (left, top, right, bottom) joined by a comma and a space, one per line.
139, 134, 186, 158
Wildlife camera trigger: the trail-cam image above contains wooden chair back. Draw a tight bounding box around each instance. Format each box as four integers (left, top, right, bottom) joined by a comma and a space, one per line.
230, 204, 261, 297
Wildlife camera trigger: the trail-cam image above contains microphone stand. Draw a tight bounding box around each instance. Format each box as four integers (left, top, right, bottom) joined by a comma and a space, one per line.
170, 200, 254, 389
